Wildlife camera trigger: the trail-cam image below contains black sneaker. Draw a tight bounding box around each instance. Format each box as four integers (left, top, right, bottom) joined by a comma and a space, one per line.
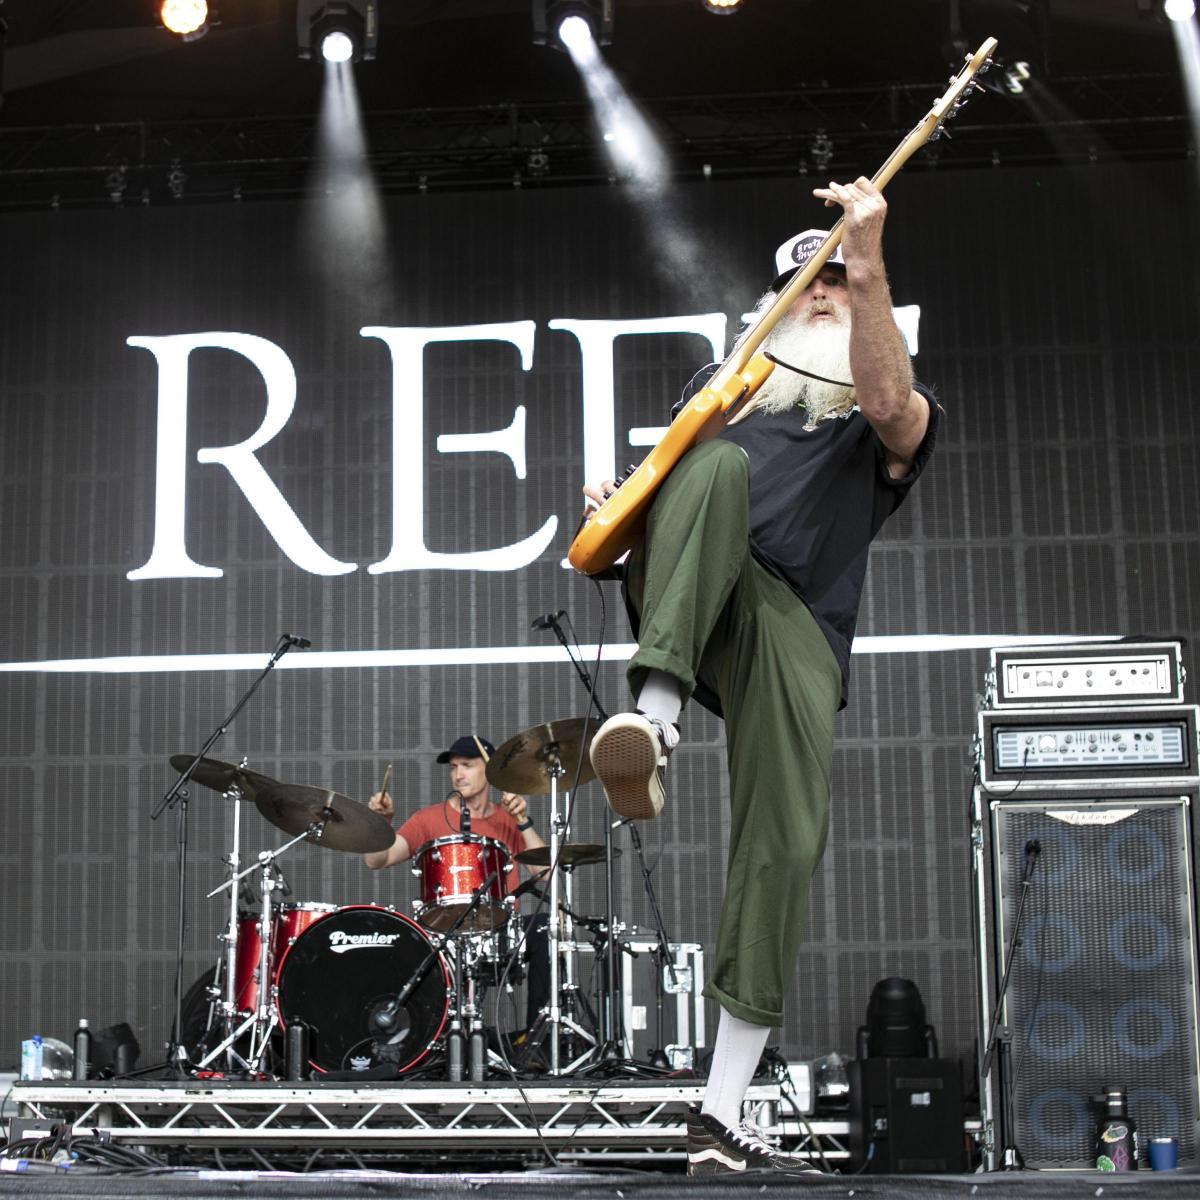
589, 711, 679, 821
685, 1109, 823, 1176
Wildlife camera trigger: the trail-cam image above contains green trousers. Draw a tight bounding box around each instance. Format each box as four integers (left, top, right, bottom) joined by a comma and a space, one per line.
624, 438, 841, 1027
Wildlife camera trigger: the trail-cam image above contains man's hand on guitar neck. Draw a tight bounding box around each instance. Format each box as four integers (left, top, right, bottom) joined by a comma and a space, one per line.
811, 175, 888, 283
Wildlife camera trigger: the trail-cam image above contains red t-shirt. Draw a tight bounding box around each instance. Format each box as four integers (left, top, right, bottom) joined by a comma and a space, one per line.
397, 801, 525, 894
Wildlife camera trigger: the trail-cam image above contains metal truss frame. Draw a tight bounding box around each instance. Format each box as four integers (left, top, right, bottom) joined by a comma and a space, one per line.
0, 72, 1188, 210
11, 1079, 849, 1162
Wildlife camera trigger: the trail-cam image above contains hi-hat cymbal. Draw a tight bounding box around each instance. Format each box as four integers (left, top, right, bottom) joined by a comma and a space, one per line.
255, 783, 395, 854
169, 755, 279, 803
516, 843, 614, 868
487, 718, 597, 795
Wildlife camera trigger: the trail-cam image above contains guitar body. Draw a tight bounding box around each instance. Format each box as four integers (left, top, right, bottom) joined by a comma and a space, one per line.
567, 353, 775, 574
567, 37, 997, 577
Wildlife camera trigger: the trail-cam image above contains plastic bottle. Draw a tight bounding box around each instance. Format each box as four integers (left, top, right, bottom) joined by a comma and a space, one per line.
20, 1035, 43, 1081
1095, 1085, 1138, 1172
72, 1019, 92, 1081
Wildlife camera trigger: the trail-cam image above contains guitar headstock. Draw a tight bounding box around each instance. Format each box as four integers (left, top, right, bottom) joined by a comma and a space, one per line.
924, 37, 999, 143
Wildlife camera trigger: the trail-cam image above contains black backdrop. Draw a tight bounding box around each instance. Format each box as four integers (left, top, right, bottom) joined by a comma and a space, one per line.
1, 159, 1197, 1075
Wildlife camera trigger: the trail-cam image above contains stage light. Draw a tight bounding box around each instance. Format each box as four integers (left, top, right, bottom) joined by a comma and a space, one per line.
533, 0, 614, 50
1165, 0, 1196, 21
701, 0, 744, 13
297, 1, 378, 64
160, 0, 209, 39
321, 30, 354, 62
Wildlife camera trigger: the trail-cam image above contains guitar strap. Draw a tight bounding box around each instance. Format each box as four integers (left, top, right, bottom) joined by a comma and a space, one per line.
763, 350, 853, 389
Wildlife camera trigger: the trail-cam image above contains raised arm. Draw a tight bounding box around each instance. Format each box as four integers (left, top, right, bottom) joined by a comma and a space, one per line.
812, 176, 929, 476
362, 790, 413, 870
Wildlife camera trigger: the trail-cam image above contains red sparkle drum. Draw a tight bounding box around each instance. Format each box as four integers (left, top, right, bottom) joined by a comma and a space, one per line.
273, 901, 338, 960
231, 910, 268, 1015
276, 905, 450, 1075
412, 835, 513, 932
230, 903, 338, 1016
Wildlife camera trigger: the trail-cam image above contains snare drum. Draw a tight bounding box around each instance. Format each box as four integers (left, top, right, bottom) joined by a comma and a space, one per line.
412, 834, 513, 932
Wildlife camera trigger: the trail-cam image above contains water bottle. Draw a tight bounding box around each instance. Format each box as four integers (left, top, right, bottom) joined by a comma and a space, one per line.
72, 1019, 92, 1081
285, 1020, 309, 1081
1095, 1085, 1138, 1172
20, 1035, 43, 1081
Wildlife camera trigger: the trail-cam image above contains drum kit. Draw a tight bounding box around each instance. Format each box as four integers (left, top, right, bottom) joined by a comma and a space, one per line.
180, 717, 640, 1082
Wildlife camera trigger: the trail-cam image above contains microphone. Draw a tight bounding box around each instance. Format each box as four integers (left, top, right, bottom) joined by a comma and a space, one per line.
1025, 839, 1041, 857
530, 610, 566, 632
283, 634, 312, 649
511, 877, 547, 902
450, 790, 470, 834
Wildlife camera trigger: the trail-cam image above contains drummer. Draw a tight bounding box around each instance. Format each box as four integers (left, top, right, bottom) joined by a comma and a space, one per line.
362, 734, 547, 874
362, 734, 550, 1029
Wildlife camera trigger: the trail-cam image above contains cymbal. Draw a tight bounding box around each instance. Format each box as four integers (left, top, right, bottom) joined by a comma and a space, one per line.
487, 718, 597, 794
169, 755, 279, 802
516, 843, 614, 868
255, 783, 395, 854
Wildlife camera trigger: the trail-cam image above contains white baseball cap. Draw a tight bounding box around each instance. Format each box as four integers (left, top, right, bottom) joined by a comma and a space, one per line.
771, 228, 845, 291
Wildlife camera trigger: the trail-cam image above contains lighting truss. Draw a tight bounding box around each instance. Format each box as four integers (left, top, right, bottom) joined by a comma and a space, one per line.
0, 73, 1188, 210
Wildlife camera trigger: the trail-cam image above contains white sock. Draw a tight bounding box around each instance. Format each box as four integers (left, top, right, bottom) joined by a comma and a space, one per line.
635, 669, 682, 727
701, 1008, 771, 1131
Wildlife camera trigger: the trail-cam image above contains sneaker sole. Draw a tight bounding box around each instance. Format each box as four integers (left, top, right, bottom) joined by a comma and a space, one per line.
589, 716, 664, 821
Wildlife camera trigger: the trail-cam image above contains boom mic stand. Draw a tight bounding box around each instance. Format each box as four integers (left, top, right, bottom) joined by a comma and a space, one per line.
152, 632, 308, 1075
537, 610, 676, 1075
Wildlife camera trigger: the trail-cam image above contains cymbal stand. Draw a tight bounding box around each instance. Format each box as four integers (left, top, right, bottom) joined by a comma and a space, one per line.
201, 819, 325, 1074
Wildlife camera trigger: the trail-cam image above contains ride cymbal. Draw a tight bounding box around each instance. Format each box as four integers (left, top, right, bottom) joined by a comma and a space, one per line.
255, 783, 395, 853
487, 718, 597, 795
169, 755, 278, 802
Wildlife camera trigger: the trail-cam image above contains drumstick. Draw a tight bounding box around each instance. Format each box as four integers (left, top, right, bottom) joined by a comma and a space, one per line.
379, 763, 392, 804
471, 735, 490, 762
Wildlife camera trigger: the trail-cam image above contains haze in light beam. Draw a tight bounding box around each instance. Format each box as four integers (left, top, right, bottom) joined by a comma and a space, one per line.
559, 18, 738, 307
301, 61, 393, 309
1170, 13, 1200, 190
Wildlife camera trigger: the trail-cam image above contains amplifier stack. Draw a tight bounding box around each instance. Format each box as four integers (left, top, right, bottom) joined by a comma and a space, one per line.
971, 641, 1200, 1170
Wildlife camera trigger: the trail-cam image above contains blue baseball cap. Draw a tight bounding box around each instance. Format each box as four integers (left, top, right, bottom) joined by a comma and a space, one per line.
436, 735, 495, 764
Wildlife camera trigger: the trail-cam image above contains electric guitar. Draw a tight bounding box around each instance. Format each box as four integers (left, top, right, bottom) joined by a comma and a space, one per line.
567, 37, 998, 576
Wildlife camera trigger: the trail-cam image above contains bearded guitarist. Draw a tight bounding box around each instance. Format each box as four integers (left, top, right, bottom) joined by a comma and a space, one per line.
583, 176, 940, 1174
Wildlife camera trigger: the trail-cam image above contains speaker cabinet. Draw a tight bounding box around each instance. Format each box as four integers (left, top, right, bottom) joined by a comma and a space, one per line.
848, 1057, 966, 1173
974, 793, 1200, 1169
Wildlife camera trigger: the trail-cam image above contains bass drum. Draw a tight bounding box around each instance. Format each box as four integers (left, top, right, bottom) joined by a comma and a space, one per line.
276, 905, 450, 1075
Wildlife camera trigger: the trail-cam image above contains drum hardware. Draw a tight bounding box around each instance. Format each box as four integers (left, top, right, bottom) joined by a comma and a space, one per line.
373, 868, 502, 1081
200, 833, 309, 1073
201, 795, 351, 1074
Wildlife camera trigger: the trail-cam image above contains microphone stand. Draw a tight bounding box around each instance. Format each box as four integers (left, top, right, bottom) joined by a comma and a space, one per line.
982, 839, 1040, 1171
543, 611, 676, 1075
152, 633, 305, 1076
376, 869, 499, 1080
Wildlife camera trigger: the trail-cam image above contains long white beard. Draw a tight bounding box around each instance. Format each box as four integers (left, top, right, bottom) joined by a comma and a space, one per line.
733, 298, 856, 426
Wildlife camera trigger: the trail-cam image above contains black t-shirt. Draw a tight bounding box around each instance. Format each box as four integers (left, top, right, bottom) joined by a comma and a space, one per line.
674, 365, 940, 713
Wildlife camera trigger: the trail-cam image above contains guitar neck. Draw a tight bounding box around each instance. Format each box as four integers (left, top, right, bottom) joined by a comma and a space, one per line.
711, 39, 996, 389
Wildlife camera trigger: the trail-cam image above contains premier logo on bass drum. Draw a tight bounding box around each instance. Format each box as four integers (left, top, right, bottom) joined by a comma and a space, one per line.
327, 930, 403, 954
